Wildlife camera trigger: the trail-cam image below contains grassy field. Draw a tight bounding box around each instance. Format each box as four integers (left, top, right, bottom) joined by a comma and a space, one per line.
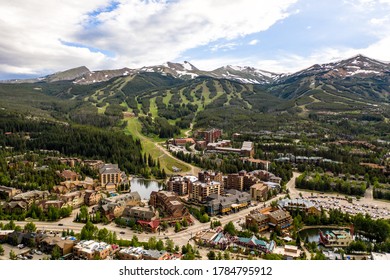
124, 117, 190, 174
149, 97, 158, 118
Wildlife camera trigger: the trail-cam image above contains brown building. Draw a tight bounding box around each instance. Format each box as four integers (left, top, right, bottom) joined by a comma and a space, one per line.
99, 164, 126, 189
11, 190, 50, 207
172, 138, 195, 146
150, 191, 188, 218
189, 181, 223, 203
40, 236, 75, 256
58, 170, 79, 181
100, 192, 141, 220
122, 206, 158, 222
167, 176, 192, 196
268, 209, 293, 230
73, 240, 112, 260
198, 170, 224, 185
250, 183, 269, 201
38, 200, 64, 212
0, 186, 21, 199
226, 173, 244, 191
84, 190, 102, 206
60, 191, 84, 208
245, 212, 270, 232
198, 128, 223, 144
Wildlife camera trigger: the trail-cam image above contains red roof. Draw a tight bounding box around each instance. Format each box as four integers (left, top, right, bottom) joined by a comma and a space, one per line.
138, 220, 160, 229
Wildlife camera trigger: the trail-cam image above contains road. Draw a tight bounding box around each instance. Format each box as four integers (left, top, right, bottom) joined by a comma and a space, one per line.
7, 172, 388, 249
157, 142, 201, 176
0, 175, 290, 248
287, 171, 390, 219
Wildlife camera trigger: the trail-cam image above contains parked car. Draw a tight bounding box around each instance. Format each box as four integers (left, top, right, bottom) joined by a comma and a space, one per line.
17, 244, 25, 249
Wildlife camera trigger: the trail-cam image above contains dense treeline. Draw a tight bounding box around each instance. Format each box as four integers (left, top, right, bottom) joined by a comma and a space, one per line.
0, 113, 146, 174
0, 202, 72, 221
295, 208, 390, 245
295, 172, 366, 196
373, 186, 390, 201
139, 115, 180, 138
172, 151, 292, 184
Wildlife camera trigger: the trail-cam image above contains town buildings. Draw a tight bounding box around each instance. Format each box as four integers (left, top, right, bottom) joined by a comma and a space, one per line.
0, 185, 21, 199
250, 183, 269, 201
267, 209, 293, 230
189, 180, 223, 203
99, 192, 141, 220
167, 176, 192, 196
118, 247, 171, 260
205, 189, 251, 216
245, 208, 293, 231
73, 240, 112, 260
277, 198, 321, 215
99, 164, 128, 190
206, 140, 254, 157
149, 191, 188, 218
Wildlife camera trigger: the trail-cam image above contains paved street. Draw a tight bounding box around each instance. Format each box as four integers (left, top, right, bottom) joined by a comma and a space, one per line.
3, 171, 389, 251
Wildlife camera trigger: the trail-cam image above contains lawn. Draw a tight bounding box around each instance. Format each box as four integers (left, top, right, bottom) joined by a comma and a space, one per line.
124, 117, 190, 174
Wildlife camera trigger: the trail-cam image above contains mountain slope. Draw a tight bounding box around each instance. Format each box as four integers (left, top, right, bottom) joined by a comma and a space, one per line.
268, 55, 390, 101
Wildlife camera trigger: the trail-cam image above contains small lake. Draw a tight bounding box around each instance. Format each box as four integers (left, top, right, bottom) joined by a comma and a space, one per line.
130, 178, 164, 200
299, 227, 351, 243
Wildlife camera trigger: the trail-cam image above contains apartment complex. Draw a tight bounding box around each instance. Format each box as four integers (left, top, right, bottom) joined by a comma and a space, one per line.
99, 164, 128, 189
189, 181, 223, 203
246, 209, 293, 231
166, 176, 192, 196
150, 191, 188, 218
205, 189, 251, 216
250, 183, 269, 201
225, 170, 262, 192
277, 198, 321, 215
73, 240, 112, 260
0, 185, 21, 199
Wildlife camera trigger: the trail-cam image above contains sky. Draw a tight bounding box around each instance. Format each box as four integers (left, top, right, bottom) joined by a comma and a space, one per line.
1, 0, 390, 79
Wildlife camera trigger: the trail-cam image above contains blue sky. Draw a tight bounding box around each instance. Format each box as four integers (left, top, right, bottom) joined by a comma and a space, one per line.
1, 0, 390, 79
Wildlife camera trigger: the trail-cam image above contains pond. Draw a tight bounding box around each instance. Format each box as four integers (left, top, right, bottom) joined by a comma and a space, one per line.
130, 177, 164, 200
299, 227, 351, 244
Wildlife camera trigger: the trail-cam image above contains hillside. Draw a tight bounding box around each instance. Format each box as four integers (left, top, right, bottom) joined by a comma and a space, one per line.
268, 55, 390, 102
0, 55, 389, 143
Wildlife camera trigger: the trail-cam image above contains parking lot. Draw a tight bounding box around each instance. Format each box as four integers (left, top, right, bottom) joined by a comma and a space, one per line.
0, 243, 50, 260
303, 194, 390, 219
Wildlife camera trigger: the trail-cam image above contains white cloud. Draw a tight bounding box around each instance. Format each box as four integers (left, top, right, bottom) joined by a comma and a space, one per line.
0, 0, 298, 77
210, 42, 239, 52
248, 39, 259, 46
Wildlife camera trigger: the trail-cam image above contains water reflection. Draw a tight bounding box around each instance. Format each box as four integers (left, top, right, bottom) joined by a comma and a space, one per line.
130, 178, 164, 200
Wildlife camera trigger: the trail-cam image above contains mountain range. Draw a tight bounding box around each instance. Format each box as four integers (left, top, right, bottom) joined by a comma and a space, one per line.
0, 53, 389, 140
3, 54, 388, 85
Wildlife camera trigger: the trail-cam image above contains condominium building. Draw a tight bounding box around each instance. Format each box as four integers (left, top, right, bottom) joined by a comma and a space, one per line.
167, 176, 192, 196
189, 181, 223, 203
73, 240, 112, 260
99, 163, 127, 189
149, 191, 188, 218
250, 183, 269, 201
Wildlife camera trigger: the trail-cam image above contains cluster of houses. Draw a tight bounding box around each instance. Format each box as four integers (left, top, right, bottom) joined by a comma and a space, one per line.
118, 247, 181, 260
0, 158, 131, 216
245, 198, 321, 233
168, 128, 255, 158
0, 230, 179, 260
274, 154, 339, 165
194, 227, 276, 253
166, 169, 282, 216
